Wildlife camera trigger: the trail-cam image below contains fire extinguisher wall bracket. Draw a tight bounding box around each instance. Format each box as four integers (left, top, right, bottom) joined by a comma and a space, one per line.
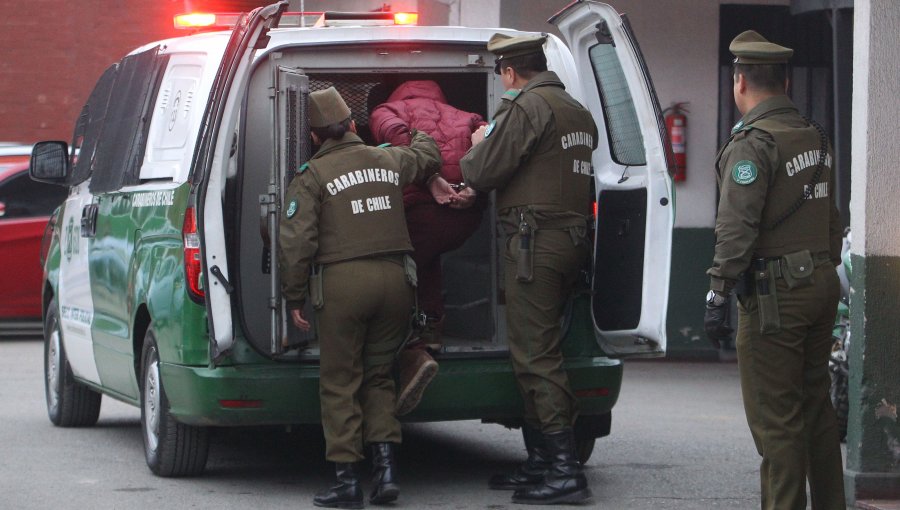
664, 102, 689, 182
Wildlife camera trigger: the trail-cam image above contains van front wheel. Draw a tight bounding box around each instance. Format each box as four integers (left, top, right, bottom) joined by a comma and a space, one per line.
44, 298, 102, 427
140, 327, 209, 477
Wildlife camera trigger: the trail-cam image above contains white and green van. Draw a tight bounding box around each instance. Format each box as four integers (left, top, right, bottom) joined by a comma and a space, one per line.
30, 0, 673, 476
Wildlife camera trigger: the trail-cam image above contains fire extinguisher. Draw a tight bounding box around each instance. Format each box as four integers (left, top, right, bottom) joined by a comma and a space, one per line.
663, 102, 689, 182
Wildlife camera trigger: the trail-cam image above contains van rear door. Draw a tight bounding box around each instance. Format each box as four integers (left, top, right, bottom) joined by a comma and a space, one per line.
550, 1, 674, 357
194, 2, 288, 361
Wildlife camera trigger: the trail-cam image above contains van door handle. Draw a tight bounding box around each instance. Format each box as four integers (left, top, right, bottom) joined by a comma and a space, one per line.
80, 204, 98, 238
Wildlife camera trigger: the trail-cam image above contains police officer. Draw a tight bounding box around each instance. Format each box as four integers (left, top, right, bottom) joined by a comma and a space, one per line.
704, 31, 845, 510
460, 33, 597, 505
279, 87, 453, 508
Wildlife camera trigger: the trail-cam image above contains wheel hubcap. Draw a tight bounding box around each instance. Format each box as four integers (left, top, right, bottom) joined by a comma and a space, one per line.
143, 355, 161, 452
46, 328, 61, 414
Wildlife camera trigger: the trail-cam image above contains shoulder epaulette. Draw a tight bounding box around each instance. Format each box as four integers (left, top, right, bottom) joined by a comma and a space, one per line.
502, 89, 521, 101
377, 142, 392, 148
298, 162, 309, 173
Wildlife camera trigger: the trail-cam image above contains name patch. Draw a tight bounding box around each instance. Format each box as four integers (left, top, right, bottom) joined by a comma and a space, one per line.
351, 195, 392, 214
326, 168, 399, 196
561, 131, 594, 150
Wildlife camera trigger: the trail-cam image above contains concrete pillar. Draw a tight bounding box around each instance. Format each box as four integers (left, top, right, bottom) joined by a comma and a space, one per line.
844, 0, 900, 504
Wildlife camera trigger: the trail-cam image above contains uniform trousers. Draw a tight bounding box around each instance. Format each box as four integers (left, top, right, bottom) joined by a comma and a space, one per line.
504, 228, 588, 433
736, 262, 846, 510
405, 201, 484, 317
317, 257, 413, 463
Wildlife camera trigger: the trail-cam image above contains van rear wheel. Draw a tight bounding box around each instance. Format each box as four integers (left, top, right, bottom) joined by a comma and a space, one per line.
44, 298, 101, 427
140, 327, 209, 477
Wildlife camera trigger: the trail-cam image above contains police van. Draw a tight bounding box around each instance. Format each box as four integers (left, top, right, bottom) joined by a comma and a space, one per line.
30, 0, 673, 476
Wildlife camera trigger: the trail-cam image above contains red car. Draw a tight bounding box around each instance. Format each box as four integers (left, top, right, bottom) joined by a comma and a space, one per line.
0, 161, 68, 336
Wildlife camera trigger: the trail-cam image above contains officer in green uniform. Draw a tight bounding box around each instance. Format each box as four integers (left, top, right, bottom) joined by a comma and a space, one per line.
704, 31, 845, 510
460, 33, 597, 506
279, 87, 452, 508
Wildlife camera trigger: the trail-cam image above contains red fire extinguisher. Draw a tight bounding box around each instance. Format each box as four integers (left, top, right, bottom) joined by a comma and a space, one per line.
663, 102, 689, 182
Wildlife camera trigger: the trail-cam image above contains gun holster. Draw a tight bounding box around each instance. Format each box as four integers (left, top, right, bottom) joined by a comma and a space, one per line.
753, 258, 781, 334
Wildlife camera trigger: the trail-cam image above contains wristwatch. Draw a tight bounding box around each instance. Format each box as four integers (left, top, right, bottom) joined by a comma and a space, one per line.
706, 290, 727, 307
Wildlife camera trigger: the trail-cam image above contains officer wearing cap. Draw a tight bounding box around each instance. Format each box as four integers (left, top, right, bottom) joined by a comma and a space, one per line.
704, 31, 845, 509
279, 86, 454, 508
460, 33, 597, 505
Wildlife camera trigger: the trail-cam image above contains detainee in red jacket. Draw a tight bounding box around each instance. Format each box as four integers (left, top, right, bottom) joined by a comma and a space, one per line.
369, 80, 486, 416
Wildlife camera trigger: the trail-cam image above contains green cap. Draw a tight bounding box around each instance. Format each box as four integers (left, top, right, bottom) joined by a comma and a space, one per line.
309, 86, 351, 128
730, 30, 793, 65
487, 33, 547, 59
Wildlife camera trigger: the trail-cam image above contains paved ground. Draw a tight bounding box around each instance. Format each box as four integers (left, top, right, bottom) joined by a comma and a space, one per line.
0, 337, 846, 509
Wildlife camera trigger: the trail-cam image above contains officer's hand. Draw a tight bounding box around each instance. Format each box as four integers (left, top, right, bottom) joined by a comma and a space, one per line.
291, 308, 310, 332
428, 175, 458, 205
450, 186, 476, 209
471, 125, 488, 147
704, 292, 733, 349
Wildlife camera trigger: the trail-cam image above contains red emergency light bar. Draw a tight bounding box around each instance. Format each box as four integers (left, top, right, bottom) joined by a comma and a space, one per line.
174, 10, 418, 30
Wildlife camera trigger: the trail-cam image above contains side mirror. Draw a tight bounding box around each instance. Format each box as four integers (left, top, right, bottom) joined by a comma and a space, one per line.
30, 141, 70, 185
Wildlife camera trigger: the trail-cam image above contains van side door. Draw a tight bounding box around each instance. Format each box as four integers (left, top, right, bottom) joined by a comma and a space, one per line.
550, 1, 674, 357
54, 65, 117, 385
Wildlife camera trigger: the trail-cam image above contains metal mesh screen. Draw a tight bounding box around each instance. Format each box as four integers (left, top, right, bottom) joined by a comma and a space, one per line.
588, 44, 646, 167
309, 76, 382, 128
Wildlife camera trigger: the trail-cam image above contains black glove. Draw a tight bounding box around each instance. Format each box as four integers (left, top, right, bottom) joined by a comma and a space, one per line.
704, 290, 733, 349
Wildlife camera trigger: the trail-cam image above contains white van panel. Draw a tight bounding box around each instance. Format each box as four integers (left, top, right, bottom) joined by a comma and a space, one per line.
57, 182, 101, 384
142, 53, 213, 182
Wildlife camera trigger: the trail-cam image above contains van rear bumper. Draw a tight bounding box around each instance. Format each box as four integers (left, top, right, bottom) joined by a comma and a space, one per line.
160, 356, 623, 427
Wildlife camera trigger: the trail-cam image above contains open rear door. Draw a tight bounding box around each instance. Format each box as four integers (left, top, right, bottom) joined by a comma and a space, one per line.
550, 1, 674, 357
195, 2, 288, 362
266, 65, 314, 354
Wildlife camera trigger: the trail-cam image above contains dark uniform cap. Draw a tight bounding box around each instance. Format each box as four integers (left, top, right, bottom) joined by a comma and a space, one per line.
487, 33, 547, 59
309, 86, 351, 128
730, 30, 793, 65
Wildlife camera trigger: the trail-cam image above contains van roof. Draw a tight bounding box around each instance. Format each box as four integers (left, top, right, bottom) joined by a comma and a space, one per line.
136, 25, 539, 57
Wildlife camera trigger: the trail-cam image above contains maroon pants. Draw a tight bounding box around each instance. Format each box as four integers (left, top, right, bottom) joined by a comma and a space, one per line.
405, 201, 483, 317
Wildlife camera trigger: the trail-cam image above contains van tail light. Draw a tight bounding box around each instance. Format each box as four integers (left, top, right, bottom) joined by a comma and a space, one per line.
183, 207, 204, 303
393, 12, 418, 25
174, 13, 217, 28
574, 388, 610, 398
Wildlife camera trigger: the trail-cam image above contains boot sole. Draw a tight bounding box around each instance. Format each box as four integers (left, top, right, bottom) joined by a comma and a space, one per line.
369, 483, 400, 505
511, 488, 593, 505
395, 360, 438, 416
313, 500, 364, 509
489, 481, 540, 491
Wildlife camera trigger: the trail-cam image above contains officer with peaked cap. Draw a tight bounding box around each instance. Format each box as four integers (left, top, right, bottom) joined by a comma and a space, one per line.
279, 86, 456, 508
461, 33, 598, 505
704, 31, 845, 509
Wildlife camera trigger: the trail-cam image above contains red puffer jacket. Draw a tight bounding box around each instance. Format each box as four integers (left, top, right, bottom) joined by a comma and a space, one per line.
369, 80, 486, 207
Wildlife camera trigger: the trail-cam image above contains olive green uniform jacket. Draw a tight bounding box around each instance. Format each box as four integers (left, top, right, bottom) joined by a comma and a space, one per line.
278, 130, 441, 311
708, 95, 841, 293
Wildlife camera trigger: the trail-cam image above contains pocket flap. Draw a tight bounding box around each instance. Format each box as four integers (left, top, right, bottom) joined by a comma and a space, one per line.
782, 250, 814, 280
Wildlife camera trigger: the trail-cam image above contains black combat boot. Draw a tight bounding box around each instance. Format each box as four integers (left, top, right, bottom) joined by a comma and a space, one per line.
313, 462, 364, 509
369, 442, 399, 505
511, 428, 592, 505
489, 424, 551, 490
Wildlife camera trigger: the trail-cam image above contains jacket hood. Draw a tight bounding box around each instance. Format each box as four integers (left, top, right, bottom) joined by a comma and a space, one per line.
386, 80, 447, 104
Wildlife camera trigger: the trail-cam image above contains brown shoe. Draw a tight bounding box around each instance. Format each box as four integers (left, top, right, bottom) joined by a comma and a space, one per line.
420, 315, 444, 353
395, 349, 438, 416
